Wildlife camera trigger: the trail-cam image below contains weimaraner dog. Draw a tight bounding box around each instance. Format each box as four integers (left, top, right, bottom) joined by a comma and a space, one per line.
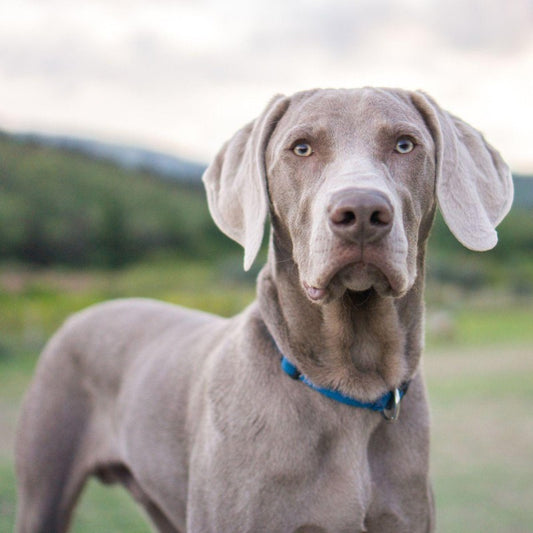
16, 88, 513, 532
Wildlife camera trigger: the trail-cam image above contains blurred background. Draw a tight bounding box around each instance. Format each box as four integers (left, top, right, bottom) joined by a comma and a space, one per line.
1, 1, 532, 531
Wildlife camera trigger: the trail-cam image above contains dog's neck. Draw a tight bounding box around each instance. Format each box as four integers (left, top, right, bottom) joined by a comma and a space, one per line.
257, 236, 427, 402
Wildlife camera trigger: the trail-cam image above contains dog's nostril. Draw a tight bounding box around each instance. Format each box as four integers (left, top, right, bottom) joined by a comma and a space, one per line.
370, 209, 391, 226
335, 210, 356, 225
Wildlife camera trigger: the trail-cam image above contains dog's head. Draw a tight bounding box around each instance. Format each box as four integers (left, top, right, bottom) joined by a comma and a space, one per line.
203, 88, 513, 303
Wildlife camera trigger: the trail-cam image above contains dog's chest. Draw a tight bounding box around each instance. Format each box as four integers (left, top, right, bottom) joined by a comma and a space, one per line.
183, 389, 381, 532
122, 355, 420, 532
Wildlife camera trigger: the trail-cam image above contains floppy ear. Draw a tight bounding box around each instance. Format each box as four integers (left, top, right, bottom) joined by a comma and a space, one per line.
411, 92, 514, 251
202, 95, 290, 270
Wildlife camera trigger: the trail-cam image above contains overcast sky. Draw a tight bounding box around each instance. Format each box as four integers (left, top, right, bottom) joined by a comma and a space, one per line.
1, 0, 532, 171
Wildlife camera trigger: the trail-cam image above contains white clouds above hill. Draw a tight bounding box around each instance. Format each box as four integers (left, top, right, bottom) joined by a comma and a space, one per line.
1, 0, 532, 170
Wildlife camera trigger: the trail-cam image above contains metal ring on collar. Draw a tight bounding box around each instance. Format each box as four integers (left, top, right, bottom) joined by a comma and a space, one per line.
382, 388, 401, 422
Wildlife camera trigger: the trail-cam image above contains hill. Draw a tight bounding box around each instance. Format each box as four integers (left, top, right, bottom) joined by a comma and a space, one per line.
513, 174, 533, 208
12, 132, 207, 186
0, 132, 233, 267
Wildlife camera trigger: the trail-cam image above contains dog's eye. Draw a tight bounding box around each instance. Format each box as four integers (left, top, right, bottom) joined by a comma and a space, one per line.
395, 137, 415, 154
292, 142, 313, 157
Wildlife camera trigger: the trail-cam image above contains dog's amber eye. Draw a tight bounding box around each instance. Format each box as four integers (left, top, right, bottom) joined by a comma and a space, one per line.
292, 142, 313, 157
395, 137, 415, 154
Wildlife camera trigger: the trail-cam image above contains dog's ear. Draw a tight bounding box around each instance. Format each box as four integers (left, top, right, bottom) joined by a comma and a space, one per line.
411, 92, 513, 251
203, 95, 290, 270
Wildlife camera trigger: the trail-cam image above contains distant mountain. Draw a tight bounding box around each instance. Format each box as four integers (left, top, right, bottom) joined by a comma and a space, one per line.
11, 132, 207, 186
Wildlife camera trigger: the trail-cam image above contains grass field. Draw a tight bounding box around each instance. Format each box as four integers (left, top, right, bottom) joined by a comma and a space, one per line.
1, 258, 532, 532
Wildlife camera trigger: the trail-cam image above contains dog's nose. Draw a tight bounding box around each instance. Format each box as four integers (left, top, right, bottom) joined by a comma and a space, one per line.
328, 188, 394, 244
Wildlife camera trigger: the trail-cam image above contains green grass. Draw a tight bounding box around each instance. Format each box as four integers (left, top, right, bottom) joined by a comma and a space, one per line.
453, 307, 533, 345
71, 481, 151, 532
434, 465, 533, 533
427, 345, 533, 532
425, 284, 533, 349
1, 261, 532, 531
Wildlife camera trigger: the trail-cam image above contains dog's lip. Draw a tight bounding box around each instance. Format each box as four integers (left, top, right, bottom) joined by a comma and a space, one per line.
303, 246, 405, 301
304, 248, 363, 296
302, 258, 363, 303
302, 282, 328, 301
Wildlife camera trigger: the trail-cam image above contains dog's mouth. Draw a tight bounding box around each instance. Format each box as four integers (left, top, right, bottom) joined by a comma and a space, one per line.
303, 263, 389, 303
302, 247, 407, 303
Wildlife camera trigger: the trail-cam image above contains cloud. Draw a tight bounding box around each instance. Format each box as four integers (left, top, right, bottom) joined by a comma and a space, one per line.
0, 0, 532, 169
428, 0, 533, 53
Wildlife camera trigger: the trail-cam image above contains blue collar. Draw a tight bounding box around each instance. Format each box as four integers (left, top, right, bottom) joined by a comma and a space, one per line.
280, 356, 410, 421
